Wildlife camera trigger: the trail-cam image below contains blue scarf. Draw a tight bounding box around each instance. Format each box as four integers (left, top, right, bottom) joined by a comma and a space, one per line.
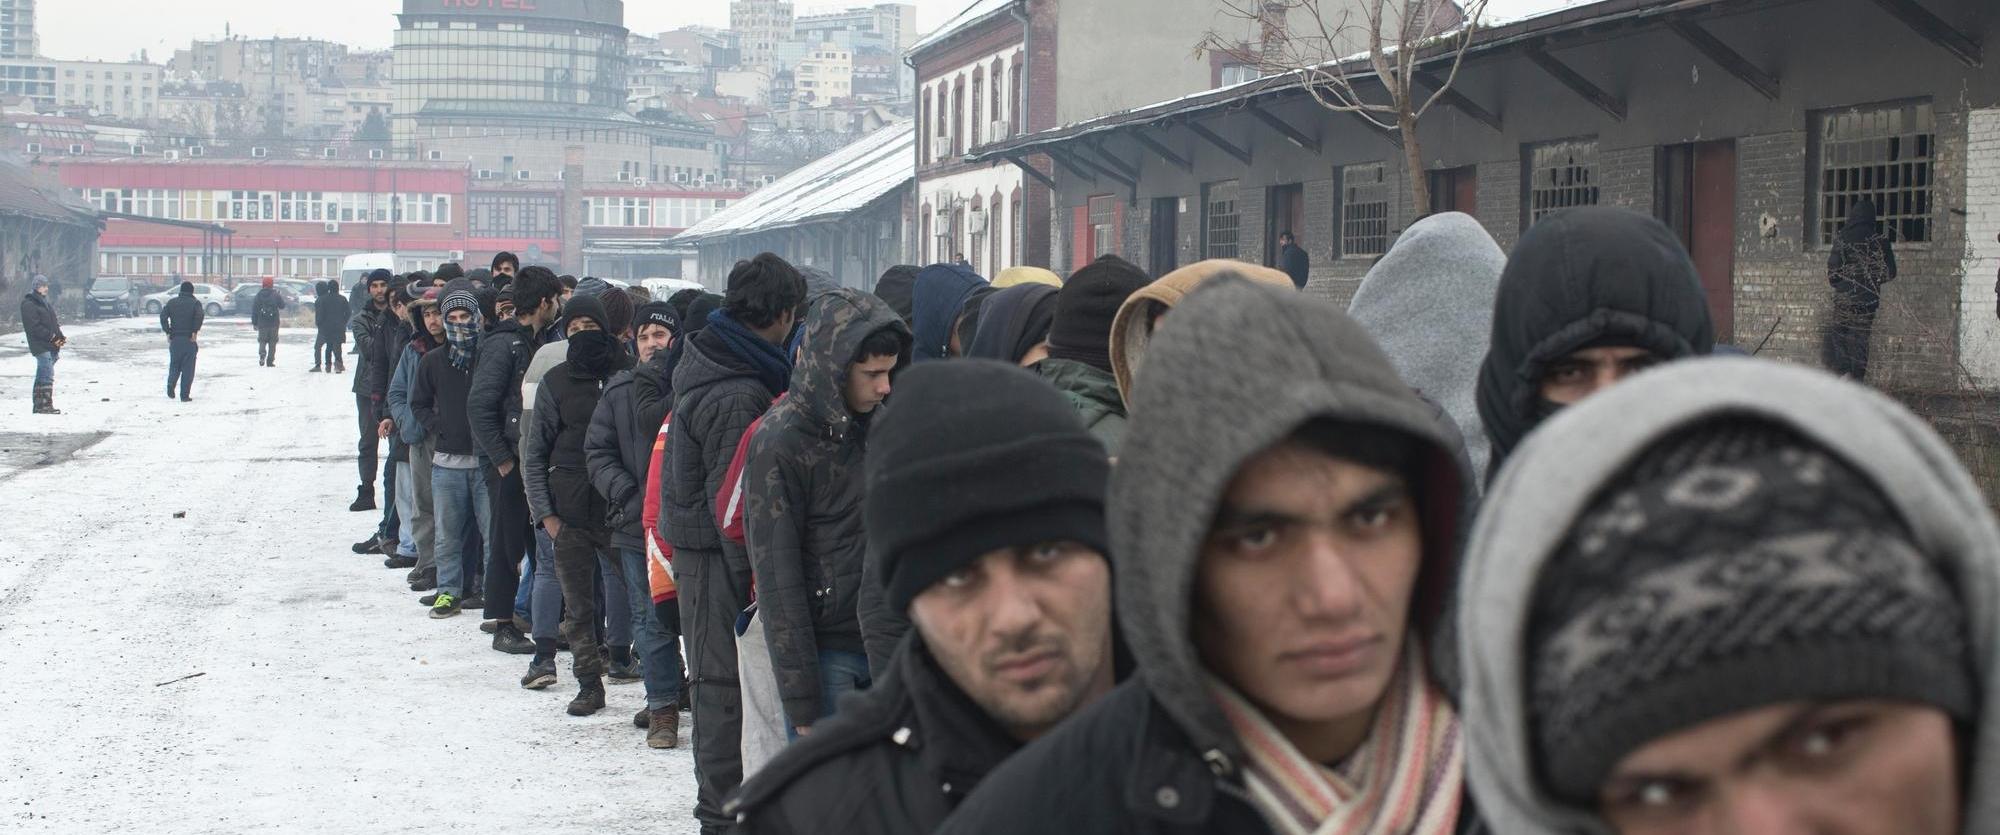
706, 308, 792, 395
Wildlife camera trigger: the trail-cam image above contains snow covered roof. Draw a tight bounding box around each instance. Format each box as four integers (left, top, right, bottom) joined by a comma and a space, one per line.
675, 121, 913, 245
908, 0, 1018, 57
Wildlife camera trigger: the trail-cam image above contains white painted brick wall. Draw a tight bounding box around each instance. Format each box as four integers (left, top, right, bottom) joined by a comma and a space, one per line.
1961, 108, 2000, 388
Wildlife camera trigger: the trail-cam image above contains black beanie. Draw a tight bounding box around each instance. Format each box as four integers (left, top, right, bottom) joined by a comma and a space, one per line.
562, 293, 609, 333
434, 263, 465, 283
634, 300, 680, 336
1046, 255, 1149, 373
874, 264, 920, 324
867, 360, 1111, 614
685, 293, 723, 333
1527, 418, 1973, 804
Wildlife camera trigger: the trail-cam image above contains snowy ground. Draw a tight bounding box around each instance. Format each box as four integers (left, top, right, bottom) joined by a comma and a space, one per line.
0, 314, 702, 834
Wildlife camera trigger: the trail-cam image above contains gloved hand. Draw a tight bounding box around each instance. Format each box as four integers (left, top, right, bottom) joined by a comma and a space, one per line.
652, 597, 680, 633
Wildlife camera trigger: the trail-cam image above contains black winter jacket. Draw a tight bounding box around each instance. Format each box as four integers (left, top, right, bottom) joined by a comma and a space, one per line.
468, 319, 539, 469
665, 325, 780, 557
525, 352, 630, 528
585, 363, 667, 551
316, 292, 350, 341
349, 302, 388, 396
20, 292, 61, 354
252, 288, 285, 330
161, 293, 204, 338
410, 346, 478, 457
725, 639, 1022, 835
1279, 241, 1310, 289
375, 315, 413, 458
745, 289, 909, 724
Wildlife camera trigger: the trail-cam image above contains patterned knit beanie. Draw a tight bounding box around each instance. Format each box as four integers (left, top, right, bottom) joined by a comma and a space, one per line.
1526, 417, 1974, 804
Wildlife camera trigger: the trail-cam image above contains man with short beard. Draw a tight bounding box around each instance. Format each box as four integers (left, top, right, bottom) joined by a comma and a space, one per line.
349, 269, 394, 512
725, 360, 1118, 834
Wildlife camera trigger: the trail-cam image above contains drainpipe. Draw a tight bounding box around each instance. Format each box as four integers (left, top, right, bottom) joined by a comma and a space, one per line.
1009, 0, 1034, 267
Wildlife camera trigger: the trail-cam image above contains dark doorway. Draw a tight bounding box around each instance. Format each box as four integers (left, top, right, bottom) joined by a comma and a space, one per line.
1150, 197, 1179, 275
1265, 183, 1304, 266
1428, 166, 1478, 215
1657, 140, 1738, 341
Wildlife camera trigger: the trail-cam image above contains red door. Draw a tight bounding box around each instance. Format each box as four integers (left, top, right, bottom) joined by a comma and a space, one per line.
1690, 141, 1737, 340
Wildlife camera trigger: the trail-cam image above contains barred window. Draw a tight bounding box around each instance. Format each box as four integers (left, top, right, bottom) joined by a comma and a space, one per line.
1204, 180, 1240, 260
1340, 163, 1390, 257
1815, 101, 1933, 245
1525, 138, 1599, 225
1089, 195, 1116, 258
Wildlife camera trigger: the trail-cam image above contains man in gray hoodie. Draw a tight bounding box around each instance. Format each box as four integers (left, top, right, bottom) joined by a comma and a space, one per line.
1459, 358, 2000, 835
939, 277, 1480, 833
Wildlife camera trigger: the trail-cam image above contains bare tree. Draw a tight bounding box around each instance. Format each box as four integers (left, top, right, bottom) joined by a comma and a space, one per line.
1199, 0, 1489, 211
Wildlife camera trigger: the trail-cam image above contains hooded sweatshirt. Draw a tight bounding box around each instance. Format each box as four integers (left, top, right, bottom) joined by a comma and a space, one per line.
1457, 357, 2000, 834
1828, 198, 1898, 306
1474, 206, 1714, 477
745, 288, 911, 725
1108, 259, 1295, 404
909, 263, 984, 362
965, 283, 1059, 364
872, 265, 919, 324
1348, 213, 1504, 487
937, 278, 1477, 835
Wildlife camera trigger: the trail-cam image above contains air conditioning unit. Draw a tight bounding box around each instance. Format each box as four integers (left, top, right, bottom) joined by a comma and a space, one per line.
721, 178, 738, 189
703, 173, 717, 183
447, 250, 464, 261
129, 144, 146, 155
425, 150, 443, 161
67, 143, 83, 155
476, 169, 494, 179
251, 146, 269, 158
617, 170, 631, 181
631, 177, 646, 187
321, 147, 338, 159
164, 150, 180, 161
990, 120, 1007, 141
324, 221, 339, 234
516, 170, 532, 180
24, 142, 38, 154
368, 148, 385, 160
672, 172, 689, 183
189, 146, 205, 157
933, 205, 951, 226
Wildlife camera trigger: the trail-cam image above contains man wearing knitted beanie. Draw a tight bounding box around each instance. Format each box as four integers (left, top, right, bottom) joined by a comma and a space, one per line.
1457, 358, 2000, 835
1035, 254, 1149, 456
410, 282, 491, 619
726, 360, 1118, 835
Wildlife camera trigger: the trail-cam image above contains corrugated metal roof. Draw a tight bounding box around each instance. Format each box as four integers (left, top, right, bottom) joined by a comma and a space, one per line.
908, 0, 1018, 56
675, 121, 913, 244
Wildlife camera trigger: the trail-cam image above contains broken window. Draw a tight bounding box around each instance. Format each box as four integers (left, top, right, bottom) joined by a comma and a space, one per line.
1815, 100, 1933, 245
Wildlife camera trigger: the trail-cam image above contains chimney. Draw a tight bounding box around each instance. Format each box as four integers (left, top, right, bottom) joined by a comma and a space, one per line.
1259, 2, 1286, 69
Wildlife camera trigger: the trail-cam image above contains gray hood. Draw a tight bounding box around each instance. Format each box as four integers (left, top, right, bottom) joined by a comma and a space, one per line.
1111, 277, 1474, 767
1459, 357, 2000, 833
1348, 212, 1501, 487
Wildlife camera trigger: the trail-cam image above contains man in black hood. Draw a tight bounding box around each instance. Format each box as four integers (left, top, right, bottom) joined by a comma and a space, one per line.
725, 360, 1117, 835
1823, 198, 1898, 381
348, 269, 395, 512
314, 279, 350, 373
160, 280, 204, 402
251, 277, 285, 367
1475, 206, 1714, 477
872, 265, 919, 325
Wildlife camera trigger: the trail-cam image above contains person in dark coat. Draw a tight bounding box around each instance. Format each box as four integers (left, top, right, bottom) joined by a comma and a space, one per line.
348, 270, 394, 513
909, 263, 984, 361
965, 283, 1058, 366
1033, 255, 1148, 456
587, 300, 688, 743
1822, 198, 1898, 381
667, 253, 806, 835
314, 280, 351, 372
936, 279, 1482, 835
251, 277, 286, 367
160, 280, 203, 402
1474, 206, 1715, 478
21, 274, 64, 414
366, 283, 417, 558
410, 282, 490, 619
1277, 230, 1310, 290
726, 360, 1117, 835
871, 264, 919, 325
744, 288, 910, 736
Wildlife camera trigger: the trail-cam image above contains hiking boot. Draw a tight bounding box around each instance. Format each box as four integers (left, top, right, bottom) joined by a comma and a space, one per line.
646, 706, 681, 749
383, 554, 417, 569
428, 592, 461, 619
492, 623, 535, 655
460, 593, 486, 611
349, 487, 375, 512
408, 567, 436, 592
567, 679, 606, 716
521, 657, 557, 690
608, 655, 642, 685
351, 535, 383, 554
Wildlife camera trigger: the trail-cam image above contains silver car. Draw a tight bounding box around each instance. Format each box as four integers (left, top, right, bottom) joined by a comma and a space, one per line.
142, 283, 233, 317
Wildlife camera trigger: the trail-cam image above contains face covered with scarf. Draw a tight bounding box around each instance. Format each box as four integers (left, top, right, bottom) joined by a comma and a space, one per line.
567, 328, 627, 380
443, 307, 482, 369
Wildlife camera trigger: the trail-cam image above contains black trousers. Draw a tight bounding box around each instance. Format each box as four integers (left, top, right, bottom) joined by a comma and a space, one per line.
484, 462, 532, 620
256, 325, 278, 364
166, 337, 197, 398
680, 545, 753, 833
554, 524, 616, 679
1823, 297, 1878, 381
355, 394, 378, 489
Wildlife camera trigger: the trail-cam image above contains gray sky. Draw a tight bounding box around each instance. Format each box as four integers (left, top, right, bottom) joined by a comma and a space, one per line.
41, 0, 1571, 65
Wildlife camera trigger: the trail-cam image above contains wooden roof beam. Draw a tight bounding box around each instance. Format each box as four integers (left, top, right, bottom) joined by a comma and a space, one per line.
1525, 43, 1626, 121
1245, 103, 1321, 155
1669, 19, 1779, 101
1184, 120, 1253, 166
1410, 70, 1503, 132
1004, 154, 1056, 190
1868, 0, 1980, 67
1127, 128, 1193, 173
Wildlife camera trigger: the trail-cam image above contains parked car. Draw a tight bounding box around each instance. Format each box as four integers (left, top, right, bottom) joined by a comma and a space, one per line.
84, 276, 140, 318
142, 282, 232, 317
230, 283, 299, 316
277, 279, 317, 313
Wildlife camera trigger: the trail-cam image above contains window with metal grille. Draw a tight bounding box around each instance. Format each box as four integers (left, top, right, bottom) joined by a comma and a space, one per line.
1340, 163, 1389, 257
1525, 138, 1599, 226
1204, 181, 1240, 260
1814, 101, 1933, 245
1089, 195, 1116, 258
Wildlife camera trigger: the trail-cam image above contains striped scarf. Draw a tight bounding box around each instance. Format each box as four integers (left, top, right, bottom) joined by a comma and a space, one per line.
1209, 643, 1463, 835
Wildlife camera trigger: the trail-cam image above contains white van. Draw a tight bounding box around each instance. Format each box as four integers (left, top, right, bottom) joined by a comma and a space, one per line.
340, 253, 396, 294
642, 277, 705, 299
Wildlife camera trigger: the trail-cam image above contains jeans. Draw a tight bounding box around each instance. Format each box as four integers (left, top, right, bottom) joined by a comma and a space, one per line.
375, 442, 400, 541
604, 551, 633, 648
530, 528, 562, 642
785, 649, 871, 738
393, 461, 418, 557
32, 350, 55, 387
554, 525, 615, 679
166, 336, 197, 398
621, 548, 684, 709
513, 552, 532, 622
323, 339, 343, 370
409, 438, 436, 575
430, 463, 490, 598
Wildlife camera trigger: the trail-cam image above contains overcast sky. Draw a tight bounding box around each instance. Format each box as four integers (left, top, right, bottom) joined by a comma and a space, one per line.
41, 0, 1574, 64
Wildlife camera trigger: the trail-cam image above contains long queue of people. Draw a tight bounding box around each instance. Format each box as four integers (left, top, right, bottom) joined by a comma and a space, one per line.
332, 205, 1996, 835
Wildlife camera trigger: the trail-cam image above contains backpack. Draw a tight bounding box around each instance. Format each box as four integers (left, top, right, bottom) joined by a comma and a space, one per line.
643, 413, 677, 605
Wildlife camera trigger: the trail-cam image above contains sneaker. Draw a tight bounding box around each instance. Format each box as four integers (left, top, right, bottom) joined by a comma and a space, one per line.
460, 593, 486, 610
521, 657, 557, 690
419, 591, 440, 607
492, 623, 535, 655
567, 680, 606, 716
383, 554, 417, 569
408, 568, 437, 592
350, 535, 383, 555
608, 655, 642, 685
646, 706, 681, 749
479, 619, 501, 635
428, 592, 461, 619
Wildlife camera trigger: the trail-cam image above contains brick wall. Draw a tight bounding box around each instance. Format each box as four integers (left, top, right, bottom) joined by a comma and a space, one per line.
1476, 158, 1521, 251
1963, 107, 2000, 387
1599, 146, 1654, 213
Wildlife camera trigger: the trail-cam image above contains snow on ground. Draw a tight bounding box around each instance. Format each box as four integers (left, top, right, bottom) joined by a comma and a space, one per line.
0, 313, 702, 834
